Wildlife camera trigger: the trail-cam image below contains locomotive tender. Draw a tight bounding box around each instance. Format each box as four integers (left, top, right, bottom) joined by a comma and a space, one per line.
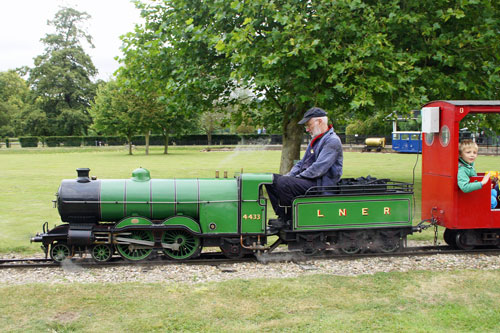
32, 167, 414, 262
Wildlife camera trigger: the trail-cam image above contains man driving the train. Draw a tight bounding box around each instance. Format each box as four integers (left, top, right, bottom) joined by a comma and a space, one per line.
266, 107, 343, 229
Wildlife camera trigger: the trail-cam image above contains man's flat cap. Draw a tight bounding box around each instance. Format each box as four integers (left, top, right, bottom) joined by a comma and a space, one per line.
298, 107, 327, 125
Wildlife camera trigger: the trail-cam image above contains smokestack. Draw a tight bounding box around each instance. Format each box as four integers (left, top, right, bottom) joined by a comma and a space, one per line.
76, 168, 91, 183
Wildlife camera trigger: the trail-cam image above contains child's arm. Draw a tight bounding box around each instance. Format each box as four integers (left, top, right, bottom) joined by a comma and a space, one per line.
458, 171, 490, 193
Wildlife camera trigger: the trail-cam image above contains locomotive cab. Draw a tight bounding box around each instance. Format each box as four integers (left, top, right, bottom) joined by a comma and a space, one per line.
421, 101, 500, 249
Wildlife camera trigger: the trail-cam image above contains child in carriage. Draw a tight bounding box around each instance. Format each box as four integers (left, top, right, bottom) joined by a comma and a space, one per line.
457, 139, 497, 208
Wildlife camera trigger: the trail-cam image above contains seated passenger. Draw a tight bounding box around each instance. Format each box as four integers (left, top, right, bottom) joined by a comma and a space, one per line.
457, 140, 494, 208
491, 177, 499, 209
265, 107, 343, 225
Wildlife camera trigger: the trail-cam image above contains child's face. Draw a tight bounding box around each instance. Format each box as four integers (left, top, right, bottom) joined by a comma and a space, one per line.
460, 147, 478, 164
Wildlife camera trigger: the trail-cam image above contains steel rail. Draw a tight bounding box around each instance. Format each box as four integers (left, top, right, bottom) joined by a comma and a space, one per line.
1, 246, 499, 269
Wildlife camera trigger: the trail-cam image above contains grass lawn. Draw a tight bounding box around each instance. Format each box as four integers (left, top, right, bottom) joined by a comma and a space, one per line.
1, 145, 499, 253
1, 270, 500, 332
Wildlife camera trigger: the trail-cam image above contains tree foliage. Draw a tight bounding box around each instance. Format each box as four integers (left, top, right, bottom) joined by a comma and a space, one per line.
0, 70, 30, 137
25, 7, 97, 136
90, 80, 143, 155
127, 0, 500, 172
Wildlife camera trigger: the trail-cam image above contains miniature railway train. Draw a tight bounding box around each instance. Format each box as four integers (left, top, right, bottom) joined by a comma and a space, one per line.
31, 101, 500, 262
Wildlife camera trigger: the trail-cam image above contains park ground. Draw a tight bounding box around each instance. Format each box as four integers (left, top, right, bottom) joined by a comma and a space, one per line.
0, 146, 499, 331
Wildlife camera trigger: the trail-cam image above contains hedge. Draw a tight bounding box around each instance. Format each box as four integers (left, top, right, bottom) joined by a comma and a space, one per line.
43, 136, 83, 147
106, 136, 127, 146
16, 134, 285, 148
19, 137, 39, 148
83, 136, 107, 146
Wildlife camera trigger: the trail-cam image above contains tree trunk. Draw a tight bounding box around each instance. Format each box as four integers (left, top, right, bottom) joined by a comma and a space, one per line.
163, 132, 169, 154
127, 135, 133, 155
207, 131, 212, 146
279, 112, 303, 174
145, 131, 150, 155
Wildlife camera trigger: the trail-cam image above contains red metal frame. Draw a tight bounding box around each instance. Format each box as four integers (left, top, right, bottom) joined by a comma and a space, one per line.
421, 101, 500, 230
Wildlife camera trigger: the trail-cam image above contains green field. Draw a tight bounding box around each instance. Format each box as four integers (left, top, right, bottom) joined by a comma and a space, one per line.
1, 270, 500, 332
1, 145, 499, 253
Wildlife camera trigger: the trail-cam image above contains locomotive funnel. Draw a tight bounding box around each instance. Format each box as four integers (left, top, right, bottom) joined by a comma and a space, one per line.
76, 168, 91, 183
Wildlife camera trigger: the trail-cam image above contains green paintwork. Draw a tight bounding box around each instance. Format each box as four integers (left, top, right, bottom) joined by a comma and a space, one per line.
240, 173, 273, 234
51, 243, 70, 262
293, 193, 413, 231
162, 230, 201, 259
240, 173, 273, 199
91, 244, 112, 262
131, 168, 151, 181
199, 179, 238, 233
99, 168, 240, 234
163, 216, 201, 234
116, 230, 154, 261
115, 216, 152, 229
98, 170, 274, 235
175, 179, 198, 218
100, 179, 126, 221
151, 179, 176, 219
126, 179, 151, 217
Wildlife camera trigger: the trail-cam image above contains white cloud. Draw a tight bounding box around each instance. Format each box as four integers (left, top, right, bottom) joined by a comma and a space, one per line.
0, 0, 142, 80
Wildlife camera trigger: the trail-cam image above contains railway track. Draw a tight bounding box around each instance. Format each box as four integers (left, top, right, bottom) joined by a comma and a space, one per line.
1, 246, 499, 269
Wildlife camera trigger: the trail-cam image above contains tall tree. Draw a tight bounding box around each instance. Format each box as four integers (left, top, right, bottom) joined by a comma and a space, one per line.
27, 7, 97, 136
130, 0, 500, 173
0, 70, 30, 137
118, 25, 201, 154
90, 80, 142, 155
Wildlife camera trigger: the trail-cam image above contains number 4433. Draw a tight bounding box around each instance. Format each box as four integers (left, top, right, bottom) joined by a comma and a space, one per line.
242, 214, 261, 220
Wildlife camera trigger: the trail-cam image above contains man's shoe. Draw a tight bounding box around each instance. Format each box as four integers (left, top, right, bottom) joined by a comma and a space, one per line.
268, 218, 285, 229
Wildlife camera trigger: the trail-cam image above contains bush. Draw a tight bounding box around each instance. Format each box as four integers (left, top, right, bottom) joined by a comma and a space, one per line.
18, 137, 39, 148
83, 136, 106, 146
106, 136, 127, 146
42, 136, 82, 147
270, 134, 282, 144
239, 134, 271, 144
150, 135, 166, 145
44, 137, 60, 147
60, 136, 83, 147
132, 135, 146, 145
212, 134, 239, 145
172, 134, 208, 145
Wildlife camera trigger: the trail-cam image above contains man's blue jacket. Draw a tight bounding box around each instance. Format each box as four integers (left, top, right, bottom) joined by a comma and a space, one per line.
287, 127, 343, 187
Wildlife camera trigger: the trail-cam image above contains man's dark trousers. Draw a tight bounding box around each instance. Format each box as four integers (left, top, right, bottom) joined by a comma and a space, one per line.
265, 174, 316, 222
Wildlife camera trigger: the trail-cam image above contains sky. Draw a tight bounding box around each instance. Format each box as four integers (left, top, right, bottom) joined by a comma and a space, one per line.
0, 0, 143, 81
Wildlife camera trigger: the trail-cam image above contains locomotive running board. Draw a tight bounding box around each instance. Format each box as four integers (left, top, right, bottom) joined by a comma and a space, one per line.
114, 237, 180, 250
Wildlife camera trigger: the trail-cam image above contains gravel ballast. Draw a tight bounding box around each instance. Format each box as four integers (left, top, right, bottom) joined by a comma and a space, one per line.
1, 252, 499, 285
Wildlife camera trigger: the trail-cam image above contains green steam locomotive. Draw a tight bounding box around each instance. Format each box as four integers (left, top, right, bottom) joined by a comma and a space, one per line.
31, 168, 414, 262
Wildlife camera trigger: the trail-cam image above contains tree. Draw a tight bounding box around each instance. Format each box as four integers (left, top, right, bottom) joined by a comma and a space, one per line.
118, 24, 203, 154
0, 70, 30, 137
199, 110, 227, 145
27, 7, 97, 136
131, 0, 500, 173
90, 80, 144, 155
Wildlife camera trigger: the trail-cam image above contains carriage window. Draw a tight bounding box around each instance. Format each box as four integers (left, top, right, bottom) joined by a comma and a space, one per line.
411, 134, 420, 140
425, 133, 434, 146
401, 134, 409, 140
393, 133, 399, 140
439, 125, 450, 147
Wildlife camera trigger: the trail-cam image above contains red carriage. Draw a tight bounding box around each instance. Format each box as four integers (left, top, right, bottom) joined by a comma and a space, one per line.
421, 101, 500, 249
